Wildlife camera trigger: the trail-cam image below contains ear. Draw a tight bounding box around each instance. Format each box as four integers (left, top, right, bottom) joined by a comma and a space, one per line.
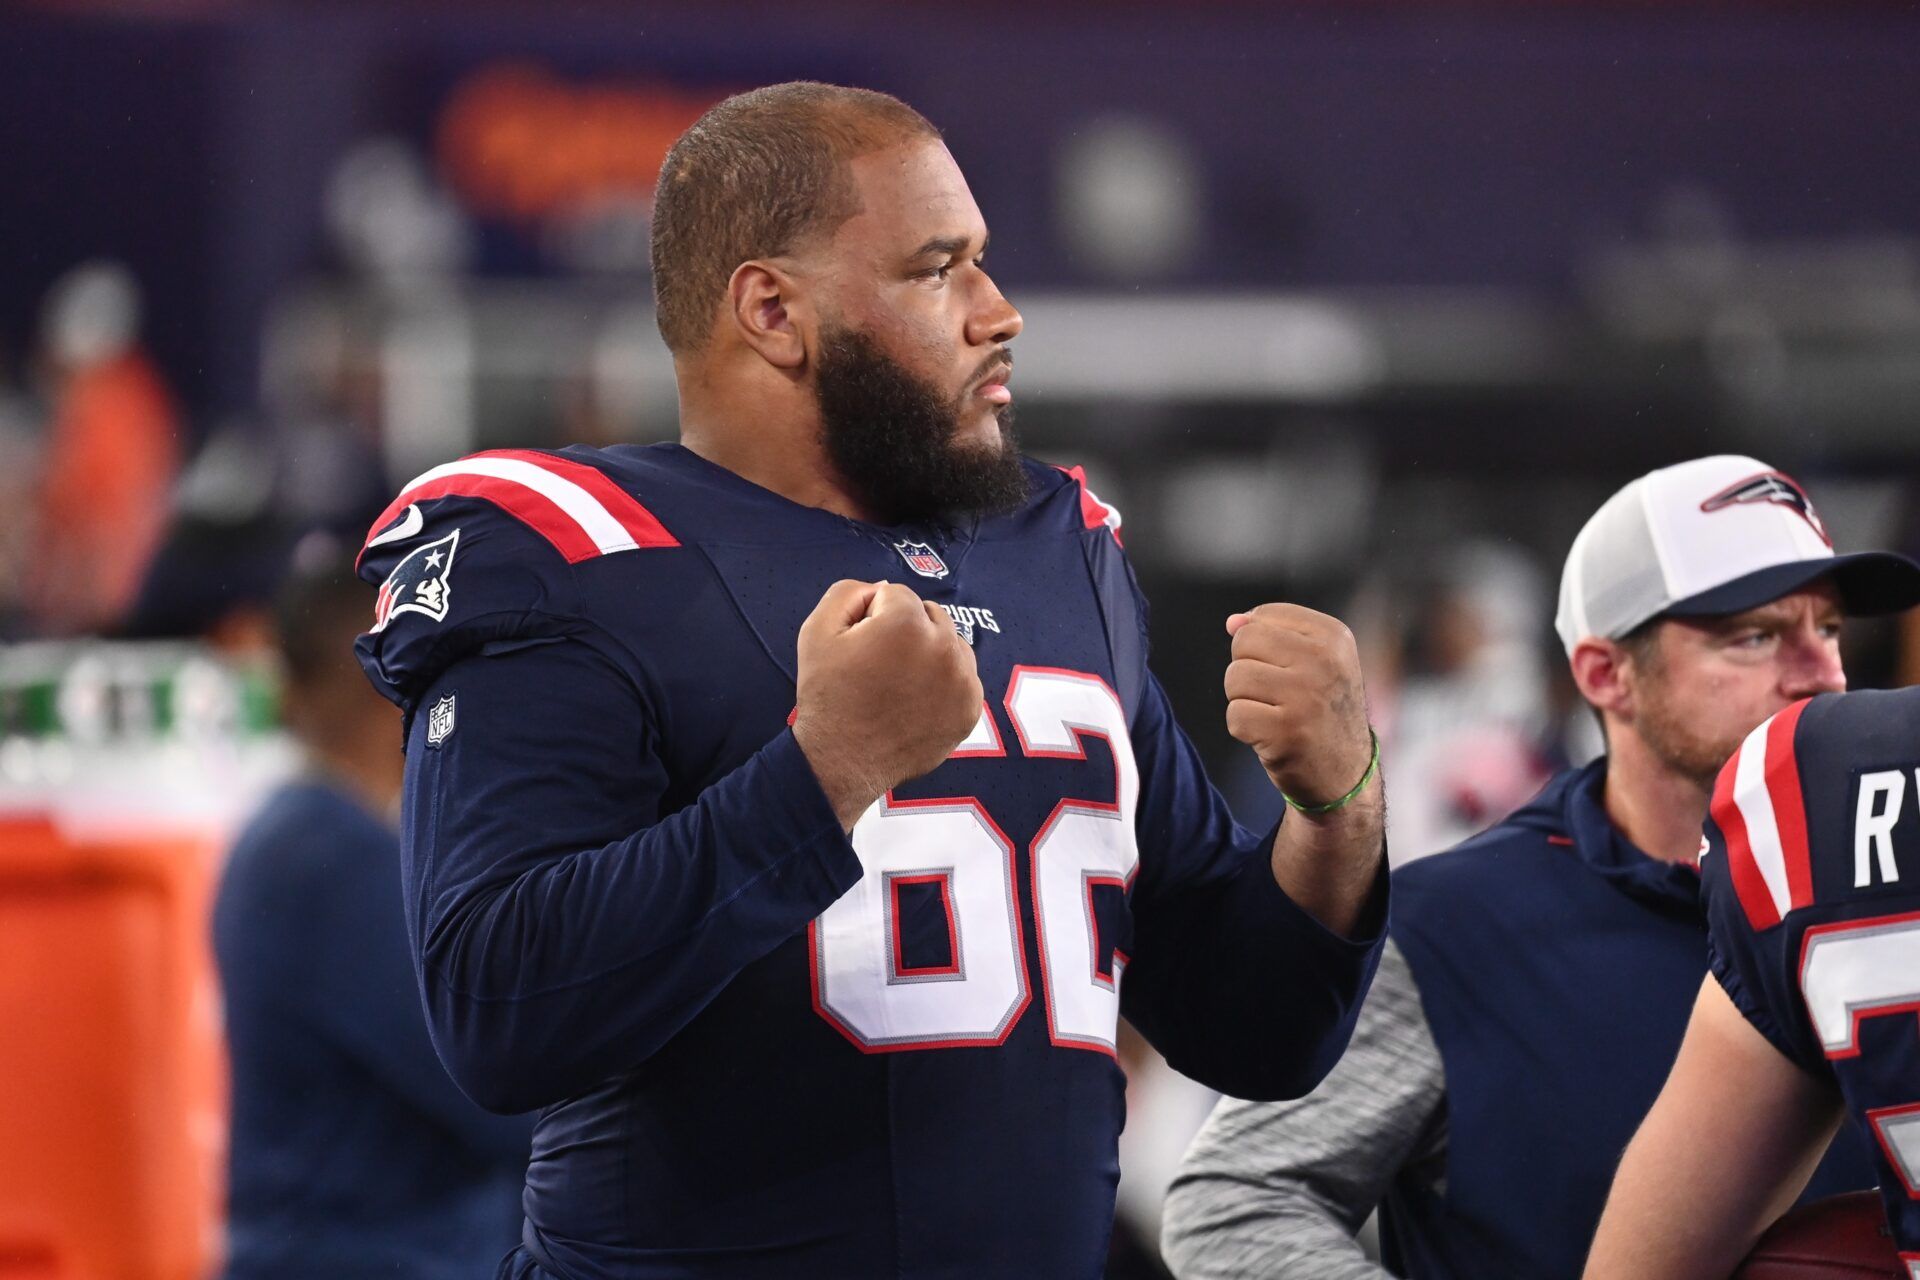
1571, 636, 1635, 724
726, 260, 808, 371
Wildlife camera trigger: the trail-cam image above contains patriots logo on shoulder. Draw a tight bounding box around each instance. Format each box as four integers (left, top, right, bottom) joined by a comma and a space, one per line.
373, 529, 461, 632
1700, 471, 1832, 547
894, 539, 950, 580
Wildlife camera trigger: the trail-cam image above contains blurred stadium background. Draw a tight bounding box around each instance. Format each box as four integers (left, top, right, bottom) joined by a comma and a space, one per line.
3, 2, 1919, 1276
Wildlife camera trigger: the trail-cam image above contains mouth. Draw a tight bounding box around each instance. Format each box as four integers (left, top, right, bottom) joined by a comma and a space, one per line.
971, 362, 1014, 406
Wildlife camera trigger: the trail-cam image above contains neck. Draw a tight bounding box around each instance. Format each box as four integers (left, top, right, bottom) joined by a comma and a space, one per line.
677, 359, 876, 522
1599, 725, 1713, 865
307, 736, 403, 821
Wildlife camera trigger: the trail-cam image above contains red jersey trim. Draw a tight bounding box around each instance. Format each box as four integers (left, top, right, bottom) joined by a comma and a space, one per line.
361, 449, 678, 567
1056, 464, 1124, 547
1712, 738, 1781, 932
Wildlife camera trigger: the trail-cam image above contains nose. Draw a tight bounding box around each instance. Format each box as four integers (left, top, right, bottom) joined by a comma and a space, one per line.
967, 279, 1022, 348
1779, 626, 1846, 699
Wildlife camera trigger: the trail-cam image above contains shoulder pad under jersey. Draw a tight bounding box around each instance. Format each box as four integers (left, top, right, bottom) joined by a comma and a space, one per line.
353, 448, 678, 710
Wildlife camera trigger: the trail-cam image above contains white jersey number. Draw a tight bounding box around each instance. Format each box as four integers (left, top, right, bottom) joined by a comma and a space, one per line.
810, 666, 1140, 1055
1798, 912, 1920, 1199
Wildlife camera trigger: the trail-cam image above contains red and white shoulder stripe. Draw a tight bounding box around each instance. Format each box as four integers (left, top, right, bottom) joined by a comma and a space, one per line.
1056, 464, 1123, 546
1710, 697, 1817, 930
359, 449, 678, 567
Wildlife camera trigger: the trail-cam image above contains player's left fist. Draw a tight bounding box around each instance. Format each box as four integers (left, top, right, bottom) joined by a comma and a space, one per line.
1224, 603, 1375, 811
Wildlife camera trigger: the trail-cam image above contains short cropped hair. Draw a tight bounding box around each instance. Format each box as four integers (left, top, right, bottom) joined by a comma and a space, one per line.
274, 540, 372, 696
650, 82, 940, 354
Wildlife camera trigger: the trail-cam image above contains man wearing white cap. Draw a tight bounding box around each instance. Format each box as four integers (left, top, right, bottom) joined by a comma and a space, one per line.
1162, 456, 1919, 1280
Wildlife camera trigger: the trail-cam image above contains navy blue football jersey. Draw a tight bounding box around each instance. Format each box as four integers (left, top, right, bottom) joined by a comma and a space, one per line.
1701, 686, 1920, 1274
354, 443, 1386, 1280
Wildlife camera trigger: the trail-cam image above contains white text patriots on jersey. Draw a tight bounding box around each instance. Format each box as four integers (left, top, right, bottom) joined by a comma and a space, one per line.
937, 603, 1001, 646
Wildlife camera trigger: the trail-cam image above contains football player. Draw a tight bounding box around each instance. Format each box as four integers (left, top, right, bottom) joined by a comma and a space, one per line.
1587, 685, 1920, 1277
356, 83, 1388, 1280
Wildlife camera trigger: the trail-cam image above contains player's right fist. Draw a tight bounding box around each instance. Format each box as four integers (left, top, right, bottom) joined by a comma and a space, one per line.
792, 579, 984, 831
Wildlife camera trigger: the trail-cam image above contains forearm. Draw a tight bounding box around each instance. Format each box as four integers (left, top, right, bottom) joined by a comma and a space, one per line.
1584, 979, 1843, 1279
1585, 1102, 1830, 1279
1269, 771, 1385, 938
416, 731, 861, 1112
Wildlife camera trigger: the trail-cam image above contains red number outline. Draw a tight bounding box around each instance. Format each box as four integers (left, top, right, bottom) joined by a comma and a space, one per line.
887, 871, 963, 980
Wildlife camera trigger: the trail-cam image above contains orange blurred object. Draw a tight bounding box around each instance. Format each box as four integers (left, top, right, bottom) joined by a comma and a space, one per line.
26, 352, 180, 636
0, 816, 225, 1280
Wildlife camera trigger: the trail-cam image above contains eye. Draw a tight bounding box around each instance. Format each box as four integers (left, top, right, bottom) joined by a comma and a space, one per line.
1731, 630, 1774, 650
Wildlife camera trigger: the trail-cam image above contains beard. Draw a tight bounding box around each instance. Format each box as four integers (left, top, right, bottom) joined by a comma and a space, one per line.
813, 324, 1030, 526
1634, 672, 1746, 790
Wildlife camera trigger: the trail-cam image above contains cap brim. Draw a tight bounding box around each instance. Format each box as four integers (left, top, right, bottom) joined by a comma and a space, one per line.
1661, 551, 1920, 621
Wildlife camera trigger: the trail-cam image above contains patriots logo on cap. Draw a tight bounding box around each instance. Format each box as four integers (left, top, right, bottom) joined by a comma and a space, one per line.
373, 529, 461, 632
1699, 471, 1832, 548
894, 539, 950, 580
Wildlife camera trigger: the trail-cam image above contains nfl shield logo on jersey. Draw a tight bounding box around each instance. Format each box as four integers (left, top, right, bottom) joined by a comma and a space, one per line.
425, 694, 456, 746
893, 539, 949, 580
373, 529, 461, 632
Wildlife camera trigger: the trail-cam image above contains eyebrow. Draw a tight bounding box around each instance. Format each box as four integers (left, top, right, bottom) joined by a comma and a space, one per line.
910, 233, 987, 260
1712, 599, 1843, 630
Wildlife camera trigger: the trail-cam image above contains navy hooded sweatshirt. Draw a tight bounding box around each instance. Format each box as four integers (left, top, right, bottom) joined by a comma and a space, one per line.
1384, 760, 1872, 1278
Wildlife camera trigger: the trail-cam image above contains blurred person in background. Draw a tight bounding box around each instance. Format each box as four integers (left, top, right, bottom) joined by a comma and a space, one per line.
22, 261, 181, 636
1162, 456, 1920, 1280
213, 542, 530, 1280
124, 311, 393, 651
1898, 485, 1920, 689
1228, 546, 1555, 865
0, 334, 40, 638
260, 307, 395, 542
123, 427, 303, 654
1376, 542, 1556, 863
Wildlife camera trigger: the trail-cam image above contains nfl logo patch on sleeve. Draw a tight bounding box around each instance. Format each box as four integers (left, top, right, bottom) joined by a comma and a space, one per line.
426, 694, 457, 747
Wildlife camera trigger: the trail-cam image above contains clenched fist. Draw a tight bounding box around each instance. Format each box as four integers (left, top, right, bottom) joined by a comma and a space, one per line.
1224, 603, 1375, 812
792, 580, 984, 831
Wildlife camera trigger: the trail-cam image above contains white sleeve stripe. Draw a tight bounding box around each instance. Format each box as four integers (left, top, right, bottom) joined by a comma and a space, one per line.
1731, 716, 1795, 921
397, 456, 639, 555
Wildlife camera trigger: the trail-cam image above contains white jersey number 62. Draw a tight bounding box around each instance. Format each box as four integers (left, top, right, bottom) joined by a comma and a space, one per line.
809, 666, 1140, 1056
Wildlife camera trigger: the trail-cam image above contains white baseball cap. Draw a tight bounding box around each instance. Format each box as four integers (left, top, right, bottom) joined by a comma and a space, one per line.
1554, 455, 1920, 654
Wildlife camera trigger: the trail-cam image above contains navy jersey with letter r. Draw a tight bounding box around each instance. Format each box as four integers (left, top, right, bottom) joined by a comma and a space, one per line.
354, 443, 1386, 1280
1701, 686, 1920, 1275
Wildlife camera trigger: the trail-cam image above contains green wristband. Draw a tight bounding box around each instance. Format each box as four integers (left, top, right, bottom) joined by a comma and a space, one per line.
1280, 729, 1380, 816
